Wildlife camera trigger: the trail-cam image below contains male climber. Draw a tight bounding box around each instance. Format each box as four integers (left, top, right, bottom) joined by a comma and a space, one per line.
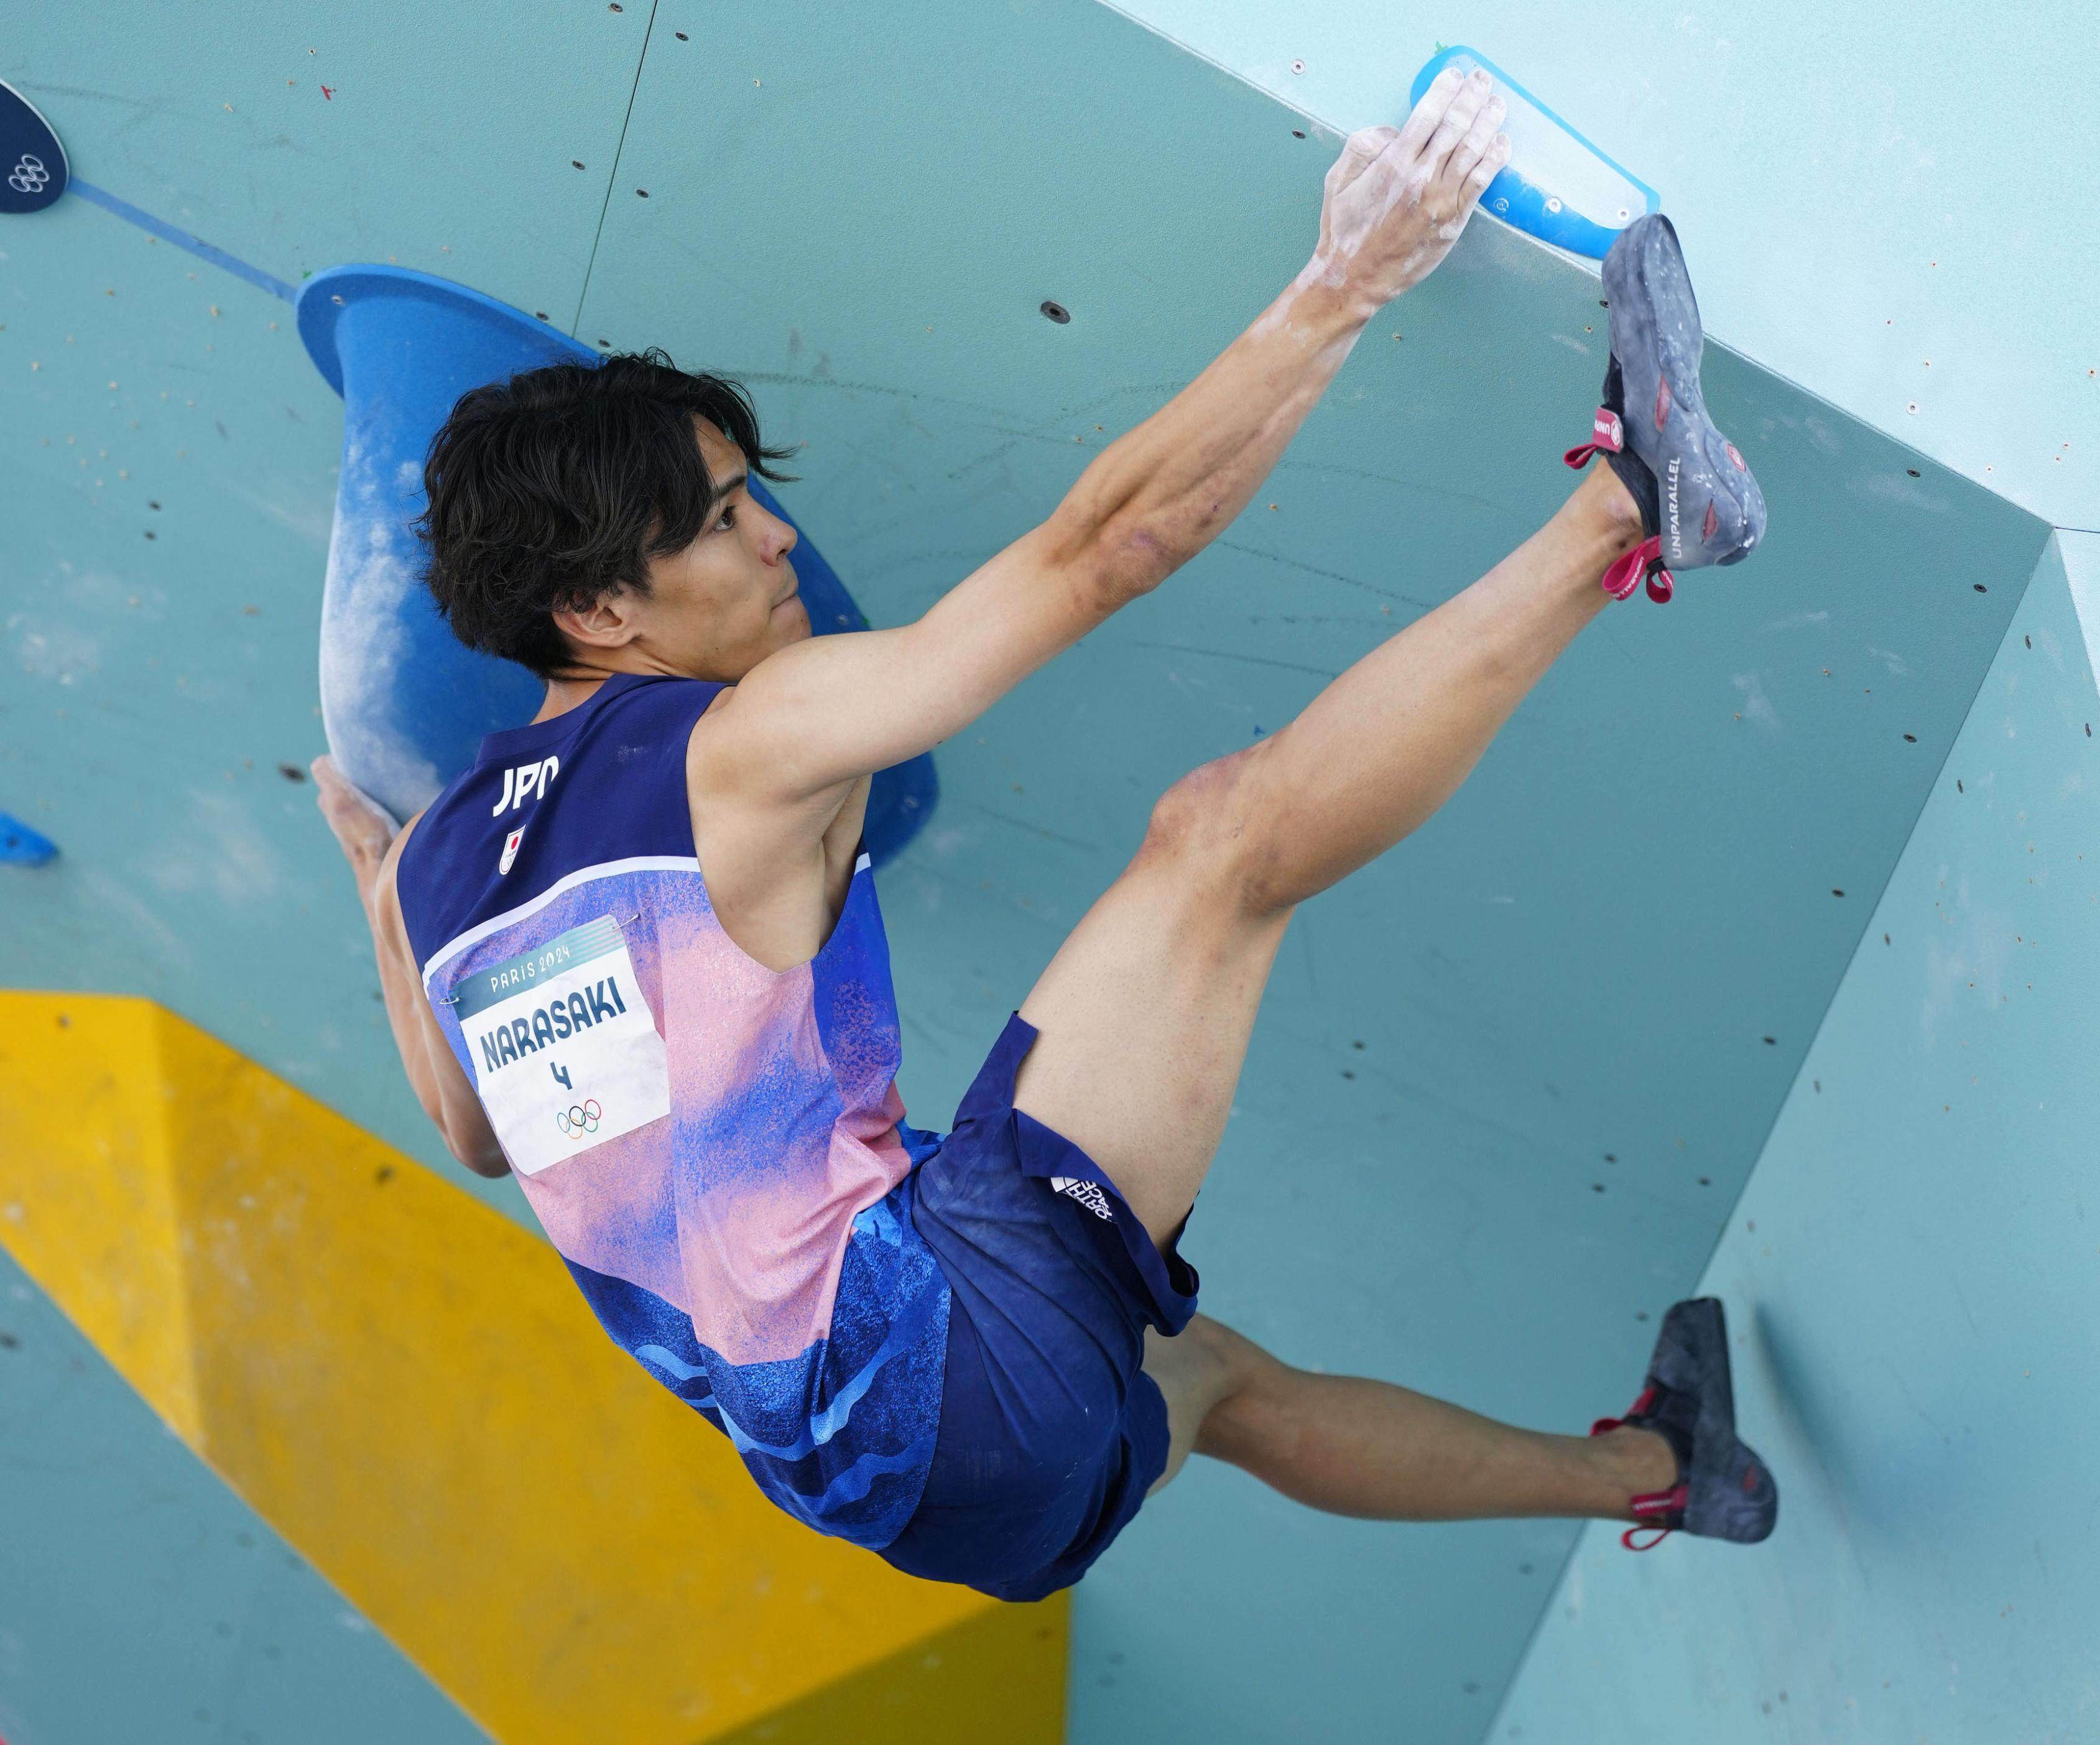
317, 66, 1777, 1599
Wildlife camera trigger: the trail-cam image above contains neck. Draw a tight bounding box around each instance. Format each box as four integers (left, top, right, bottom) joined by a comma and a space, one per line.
533, 642, 733, 724
531, 637, 690, 720
532, 672, 618, 724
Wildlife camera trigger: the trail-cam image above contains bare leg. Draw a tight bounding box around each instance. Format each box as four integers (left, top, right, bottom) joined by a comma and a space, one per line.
1145, 1316, 1676, 1522
1014, 463, 1642, 1239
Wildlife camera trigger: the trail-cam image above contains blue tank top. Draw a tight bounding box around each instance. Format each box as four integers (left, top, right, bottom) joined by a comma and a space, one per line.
394, 673, 951, 1548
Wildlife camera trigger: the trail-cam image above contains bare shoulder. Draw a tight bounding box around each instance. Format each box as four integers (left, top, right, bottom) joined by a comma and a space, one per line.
683, 680, 838, 830
682, 681, 744, 794
682, 686, 864, 971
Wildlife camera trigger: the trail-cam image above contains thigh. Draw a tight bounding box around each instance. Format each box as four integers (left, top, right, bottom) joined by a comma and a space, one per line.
1013, 772, 1293, 1243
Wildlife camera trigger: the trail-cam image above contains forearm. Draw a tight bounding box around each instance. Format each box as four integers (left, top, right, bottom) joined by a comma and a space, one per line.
363, 864, 509, 1175
1066, 76, 1510, 589
716, 269, 1378, 794
1064, 264, 1372, 591
701, 88, 1507, 798
365, 891, 445, 1113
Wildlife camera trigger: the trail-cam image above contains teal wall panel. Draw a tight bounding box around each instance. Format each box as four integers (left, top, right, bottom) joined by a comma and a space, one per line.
1494, 534, 2100, 1743
0, 2, 2068, 1739
0, 1246, 486, 1745
1099, 0, 2100, 528
0, 180, 535, 1226
0, 1, 659, 1226
4, 1, 650, 323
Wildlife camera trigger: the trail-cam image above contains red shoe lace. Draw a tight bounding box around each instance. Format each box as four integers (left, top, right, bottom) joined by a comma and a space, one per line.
1565, 407, 1673, 604
1620, 1484, 1690, 1551
1591, 1385, 1685, 1549
1599, 537, 1673, 603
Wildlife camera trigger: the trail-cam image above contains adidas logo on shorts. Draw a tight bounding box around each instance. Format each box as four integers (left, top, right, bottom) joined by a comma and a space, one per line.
1049, 1174, 1115, 1221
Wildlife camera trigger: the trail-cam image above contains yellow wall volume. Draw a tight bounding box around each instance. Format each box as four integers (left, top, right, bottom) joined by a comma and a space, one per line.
0, 991, 1066, 1744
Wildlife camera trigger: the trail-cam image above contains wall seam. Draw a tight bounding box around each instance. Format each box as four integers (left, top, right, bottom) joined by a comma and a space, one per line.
570, 0, 663, 339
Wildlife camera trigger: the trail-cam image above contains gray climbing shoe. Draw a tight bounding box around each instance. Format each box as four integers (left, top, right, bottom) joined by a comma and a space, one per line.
1591, 1296, 1779, 1548
1564, 215, 1768, 602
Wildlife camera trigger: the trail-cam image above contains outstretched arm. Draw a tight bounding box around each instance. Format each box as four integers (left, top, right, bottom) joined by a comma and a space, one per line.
313, 757, 509, 1177
698, 67, 1510, 805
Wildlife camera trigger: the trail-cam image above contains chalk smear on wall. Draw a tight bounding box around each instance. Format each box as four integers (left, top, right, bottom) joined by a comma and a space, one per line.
317, 436, 440, 823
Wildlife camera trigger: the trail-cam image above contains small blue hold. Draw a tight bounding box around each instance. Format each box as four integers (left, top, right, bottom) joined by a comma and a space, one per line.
0, 813, 57, 866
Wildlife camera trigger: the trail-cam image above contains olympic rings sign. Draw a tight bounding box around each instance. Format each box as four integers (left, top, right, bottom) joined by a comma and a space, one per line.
2, 81, 72, 215
556, 1098, 603, 1138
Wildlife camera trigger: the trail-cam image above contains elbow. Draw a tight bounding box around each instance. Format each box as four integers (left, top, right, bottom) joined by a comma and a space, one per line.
1051, 502, 1186, 611
448, 1132, 511, 1178
1041, 481, 1193, 609
432, 1106, 509, 1177
1096, 517, 1188, 600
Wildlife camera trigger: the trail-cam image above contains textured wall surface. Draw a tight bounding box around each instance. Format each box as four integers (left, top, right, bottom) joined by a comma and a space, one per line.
0, 2, 2075, 1740
1495, 533, 2100, 1743
0, 1238, 489, 1745
1101, 0, 2100, 528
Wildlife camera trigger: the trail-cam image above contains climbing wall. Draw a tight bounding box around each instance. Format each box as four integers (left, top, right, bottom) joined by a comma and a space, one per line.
542, 6, 2051, 1735
0, 1233, 486, 1744
1, 1, 2087, 1741
1493, 532, 2100, 1742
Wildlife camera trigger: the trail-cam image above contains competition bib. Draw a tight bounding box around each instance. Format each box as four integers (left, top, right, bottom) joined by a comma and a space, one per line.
450, 915, 670, 1176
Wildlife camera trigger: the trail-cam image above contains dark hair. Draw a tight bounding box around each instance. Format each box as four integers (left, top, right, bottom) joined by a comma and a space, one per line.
415, 349, 797, 677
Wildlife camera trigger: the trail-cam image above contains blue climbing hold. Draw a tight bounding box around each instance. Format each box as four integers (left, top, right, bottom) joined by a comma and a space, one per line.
295, 264, 935, 863
1410, 48, 1658, 261
0, 813, 58, 866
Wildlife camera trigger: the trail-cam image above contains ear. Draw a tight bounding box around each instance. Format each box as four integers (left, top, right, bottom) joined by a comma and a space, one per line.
550, 588, 641, 654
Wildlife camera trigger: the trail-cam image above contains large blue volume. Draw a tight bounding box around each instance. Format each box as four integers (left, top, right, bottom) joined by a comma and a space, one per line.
295, 264, 936, 860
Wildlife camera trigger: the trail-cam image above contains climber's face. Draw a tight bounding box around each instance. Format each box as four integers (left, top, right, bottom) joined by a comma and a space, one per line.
553, 418, 806, 682
642, 417, 808, 680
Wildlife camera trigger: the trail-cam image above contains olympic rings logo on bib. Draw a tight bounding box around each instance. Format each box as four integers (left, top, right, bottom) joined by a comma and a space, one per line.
556, 1099, 603, 1138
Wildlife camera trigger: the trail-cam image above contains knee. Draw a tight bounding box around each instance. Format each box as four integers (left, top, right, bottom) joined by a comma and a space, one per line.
1144, 1315, 1259, 1491
1146, 1315, 1238, 1412
1177, 1318, 1290, 1462
1138, 746, 1291, 917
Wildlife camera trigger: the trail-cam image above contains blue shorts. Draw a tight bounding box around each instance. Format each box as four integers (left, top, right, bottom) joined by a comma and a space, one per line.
882, 1014, 1200, 1601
